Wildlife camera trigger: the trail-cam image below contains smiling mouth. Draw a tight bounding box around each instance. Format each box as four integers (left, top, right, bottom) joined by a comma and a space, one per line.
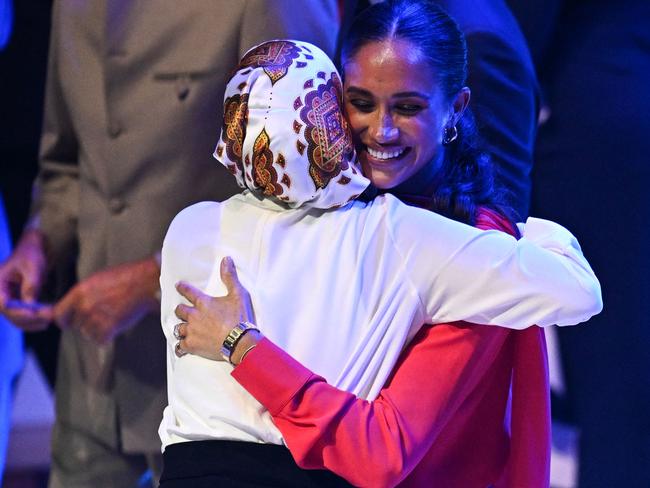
365, 146, 409, 161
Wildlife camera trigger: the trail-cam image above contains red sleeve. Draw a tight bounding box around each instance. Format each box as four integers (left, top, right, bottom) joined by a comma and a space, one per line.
231, 208, 520, 487
233, 324, 510, 487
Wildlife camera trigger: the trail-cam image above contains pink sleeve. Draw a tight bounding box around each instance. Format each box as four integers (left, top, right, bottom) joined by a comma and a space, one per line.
233, 326, 510, 487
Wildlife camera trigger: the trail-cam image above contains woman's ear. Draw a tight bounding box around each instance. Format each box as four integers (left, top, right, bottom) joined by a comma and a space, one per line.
450, 87, 471, 125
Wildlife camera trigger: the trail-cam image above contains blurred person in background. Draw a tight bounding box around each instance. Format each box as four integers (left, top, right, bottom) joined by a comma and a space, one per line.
0, 1, 27, 482
0, 0, 57, 393
0, 1, 341, 486
509, 0, 650, 485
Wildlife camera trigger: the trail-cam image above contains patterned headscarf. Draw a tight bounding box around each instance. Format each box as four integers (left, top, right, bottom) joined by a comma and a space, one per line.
214, 40, 370, 209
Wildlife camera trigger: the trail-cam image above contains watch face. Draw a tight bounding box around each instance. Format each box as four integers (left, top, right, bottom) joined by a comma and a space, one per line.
221, 322, 257, 363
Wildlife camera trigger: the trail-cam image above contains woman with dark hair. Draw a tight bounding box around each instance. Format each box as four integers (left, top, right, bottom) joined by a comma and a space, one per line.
162, 2, 598, 487
340, 0, 515, 227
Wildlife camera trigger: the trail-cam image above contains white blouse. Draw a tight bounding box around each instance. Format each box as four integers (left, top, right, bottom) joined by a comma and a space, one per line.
158, 192, 601, 450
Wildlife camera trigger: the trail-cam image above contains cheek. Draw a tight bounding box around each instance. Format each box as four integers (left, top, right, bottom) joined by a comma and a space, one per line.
416, 133, 441, 158
344, 110, 365, 140
410, 118, 442, 158
411, 140, 441, 177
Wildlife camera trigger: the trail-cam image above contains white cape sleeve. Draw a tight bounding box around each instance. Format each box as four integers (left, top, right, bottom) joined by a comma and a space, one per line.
384, 196, 602, 329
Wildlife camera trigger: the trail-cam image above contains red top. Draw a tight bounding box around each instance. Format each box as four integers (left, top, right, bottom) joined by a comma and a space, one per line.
232, 208, 550, 488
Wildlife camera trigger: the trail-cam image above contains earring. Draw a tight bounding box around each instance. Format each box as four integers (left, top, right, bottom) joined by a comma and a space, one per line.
442, 125, 458, 145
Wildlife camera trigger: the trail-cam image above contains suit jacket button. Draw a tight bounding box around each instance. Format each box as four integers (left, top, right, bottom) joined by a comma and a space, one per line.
107, 49, 127, 58
108, 123, 122, 138
109, 198, 126, 214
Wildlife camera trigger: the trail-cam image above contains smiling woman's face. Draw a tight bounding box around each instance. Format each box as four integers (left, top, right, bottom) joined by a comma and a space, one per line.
343, 38, 451, 190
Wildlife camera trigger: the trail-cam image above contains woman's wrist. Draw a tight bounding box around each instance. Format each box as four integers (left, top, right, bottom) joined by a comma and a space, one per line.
231, 329, 263, 366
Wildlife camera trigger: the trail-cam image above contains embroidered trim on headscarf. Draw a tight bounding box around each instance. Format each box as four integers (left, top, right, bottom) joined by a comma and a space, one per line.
299, 72, 354, 189
252, 129, 283, 196
221, 93, 249, 175
236, 40, 302, 86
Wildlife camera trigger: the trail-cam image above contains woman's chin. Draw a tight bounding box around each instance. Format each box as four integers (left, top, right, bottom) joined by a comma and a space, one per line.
361, 161, 400, 189
368, 174, 398, 190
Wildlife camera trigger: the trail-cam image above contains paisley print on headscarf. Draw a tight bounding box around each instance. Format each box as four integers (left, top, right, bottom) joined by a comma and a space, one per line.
214, 39, 370, 209
236, 40, 301, 85
298, 72, 354, 189
220, 93, 249, 175
252, 129, 283, 196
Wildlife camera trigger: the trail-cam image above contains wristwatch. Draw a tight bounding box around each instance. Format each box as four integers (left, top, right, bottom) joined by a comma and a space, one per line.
220, 322, 258, 364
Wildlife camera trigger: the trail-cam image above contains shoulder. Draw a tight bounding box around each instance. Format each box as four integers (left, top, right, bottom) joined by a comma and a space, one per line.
373, 194, 437, 233
168, 201, 221, 230
161, 201, 226, 281
375, 193, 430, 216
163, 201, 224, 249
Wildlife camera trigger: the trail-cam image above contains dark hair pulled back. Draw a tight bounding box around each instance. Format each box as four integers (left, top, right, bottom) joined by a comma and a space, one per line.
342, 0, 517, 226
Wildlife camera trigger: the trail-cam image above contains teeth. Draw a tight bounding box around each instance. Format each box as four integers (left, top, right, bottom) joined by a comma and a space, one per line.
367, 147, 405, 160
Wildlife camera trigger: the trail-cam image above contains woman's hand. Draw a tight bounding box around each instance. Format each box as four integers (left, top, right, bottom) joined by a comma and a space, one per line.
174, 257, 256, 361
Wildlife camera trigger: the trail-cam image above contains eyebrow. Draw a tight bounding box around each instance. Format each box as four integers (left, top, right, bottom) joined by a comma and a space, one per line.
346, 85, 431, 100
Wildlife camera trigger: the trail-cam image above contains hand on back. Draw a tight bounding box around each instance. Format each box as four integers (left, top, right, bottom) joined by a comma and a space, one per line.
174, 257, 256, 362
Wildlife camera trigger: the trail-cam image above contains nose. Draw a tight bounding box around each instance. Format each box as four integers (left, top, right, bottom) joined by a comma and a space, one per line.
372, 112, 399, 143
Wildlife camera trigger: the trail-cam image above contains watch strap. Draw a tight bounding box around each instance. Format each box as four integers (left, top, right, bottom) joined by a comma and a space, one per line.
220, 322, 258, 364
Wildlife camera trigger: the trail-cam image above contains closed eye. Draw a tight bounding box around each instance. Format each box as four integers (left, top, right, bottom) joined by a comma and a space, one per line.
348, 98, 375, 113
395, 104, 425, 116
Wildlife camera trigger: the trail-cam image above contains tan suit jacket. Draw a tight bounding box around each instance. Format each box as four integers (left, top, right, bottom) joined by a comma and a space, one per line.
33, 0, 339, 453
